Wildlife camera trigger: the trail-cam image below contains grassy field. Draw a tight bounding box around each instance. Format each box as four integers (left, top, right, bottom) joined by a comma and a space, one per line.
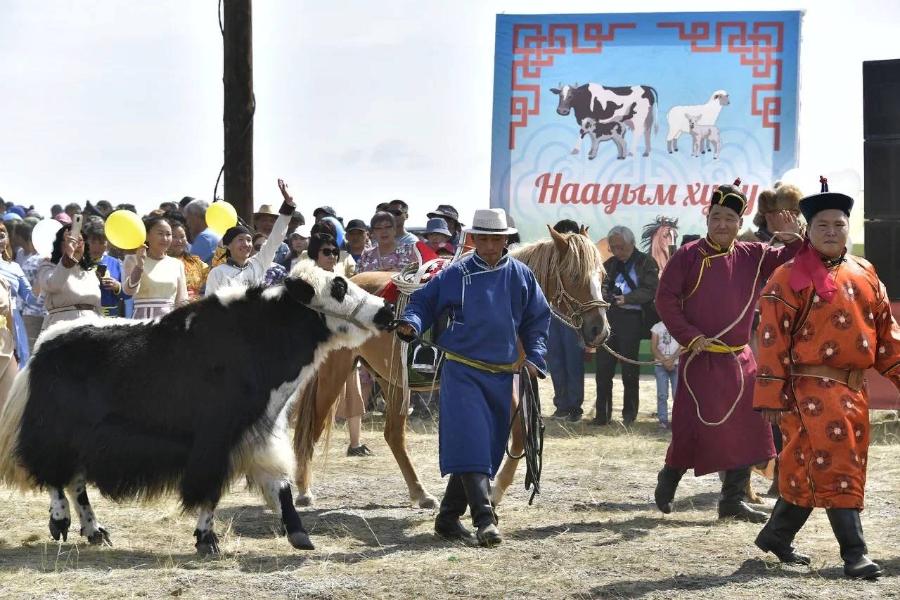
0, 376, 899, 599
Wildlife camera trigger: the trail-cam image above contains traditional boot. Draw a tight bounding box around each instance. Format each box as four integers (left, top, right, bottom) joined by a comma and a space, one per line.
434, 475, 474, 542
754, 498, 813, 565
718, 468, 768, 523
654, 465, 686, 514
826, 508, 882, 579
461, 473, 501, 548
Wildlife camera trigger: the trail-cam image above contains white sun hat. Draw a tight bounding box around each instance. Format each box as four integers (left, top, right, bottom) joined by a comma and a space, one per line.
464, 208, 517, 235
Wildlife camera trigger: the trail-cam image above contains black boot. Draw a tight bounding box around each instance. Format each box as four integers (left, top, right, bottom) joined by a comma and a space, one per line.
826, 508, 882, 579
754, 498, 813, 565
654, 465, 686, 514
718, 468, 768, 523
461, 473, 501, 547
434, 475, 474, 542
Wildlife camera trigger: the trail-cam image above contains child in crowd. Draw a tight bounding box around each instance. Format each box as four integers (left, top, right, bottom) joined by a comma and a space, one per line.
650, 319, 680, 429
424, 217, 455, 257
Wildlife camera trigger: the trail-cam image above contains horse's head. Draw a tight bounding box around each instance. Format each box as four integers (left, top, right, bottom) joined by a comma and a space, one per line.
548, 226, 611, 347
285, 263, 395, 343
512, 228, 611, 348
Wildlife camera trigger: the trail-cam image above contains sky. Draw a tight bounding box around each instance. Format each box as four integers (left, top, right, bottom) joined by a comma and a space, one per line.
1, 0, 898, 230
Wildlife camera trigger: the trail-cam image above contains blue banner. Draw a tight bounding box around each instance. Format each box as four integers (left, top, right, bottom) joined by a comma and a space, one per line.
491, 11, 801, 264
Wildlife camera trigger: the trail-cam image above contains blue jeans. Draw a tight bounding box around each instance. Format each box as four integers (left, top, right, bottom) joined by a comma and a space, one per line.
654, 364, 678, 424
546, 317, 585, 414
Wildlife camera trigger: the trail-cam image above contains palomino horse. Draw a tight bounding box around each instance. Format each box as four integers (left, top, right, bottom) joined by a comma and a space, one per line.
292, 227, 610, 508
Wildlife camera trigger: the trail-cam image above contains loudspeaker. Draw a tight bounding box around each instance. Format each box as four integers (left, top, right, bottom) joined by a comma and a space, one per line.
863, 139, 900, 218
864, 221, 900, 300
863, 59, 900, 140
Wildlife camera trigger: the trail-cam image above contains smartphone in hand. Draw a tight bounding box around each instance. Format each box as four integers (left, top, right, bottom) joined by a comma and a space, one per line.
96, 264, 108, 279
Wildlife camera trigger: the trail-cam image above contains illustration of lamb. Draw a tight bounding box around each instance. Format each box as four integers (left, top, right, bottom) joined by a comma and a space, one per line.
687, 114, 721, 159
665, 90, 729, 153
574, 116, 631, 160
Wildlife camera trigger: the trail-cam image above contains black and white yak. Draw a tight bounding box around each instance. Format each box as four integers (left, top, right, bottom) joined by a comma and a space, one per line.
0, 264, 394, 554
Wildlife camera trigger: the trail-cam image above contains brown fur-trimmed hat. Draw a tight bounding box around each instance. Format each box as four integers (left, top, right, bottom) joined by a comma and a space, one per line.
753, 184, 803, 228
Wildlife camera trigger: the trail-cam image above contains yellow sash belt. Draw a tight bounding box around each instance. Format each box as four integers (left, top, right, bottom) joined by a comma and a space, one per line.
706, 343, 747, 353
443, 351, 519, 374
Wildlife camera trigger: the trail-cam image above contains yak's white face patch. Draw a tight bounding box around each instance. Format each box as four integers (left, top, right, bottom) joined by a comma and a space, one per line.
289, 263, 388, 348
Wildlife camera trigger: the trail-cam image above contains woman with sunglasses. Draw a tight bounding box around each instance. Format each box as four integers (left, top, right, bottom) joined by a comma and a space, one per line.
308, 232, 373, 457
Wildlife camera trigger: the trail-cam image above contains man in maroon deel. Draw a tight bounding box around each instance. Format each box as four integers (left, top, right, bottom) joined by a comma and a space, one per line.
653, 180, 801, 522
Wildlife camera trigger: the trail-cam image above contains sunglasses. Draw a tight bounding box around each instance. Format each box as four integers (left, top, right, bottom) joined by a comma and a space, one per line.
320, 248, 339, 257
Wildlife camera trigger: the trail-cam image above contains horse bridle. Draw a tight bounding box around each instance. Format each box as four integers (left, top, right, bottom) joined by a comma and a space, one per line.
548, 271, 609, 335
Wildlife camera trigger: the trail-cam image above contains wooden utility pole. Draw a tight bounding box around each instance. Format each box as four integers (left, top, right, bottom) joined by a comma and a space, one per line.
222, 0, 254, 222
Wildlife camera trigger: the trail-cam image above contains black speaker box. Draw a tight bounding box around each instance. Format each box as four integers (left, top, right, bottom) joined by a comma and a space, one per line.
863, 139, 900, 219
864, 221, 900, 300
864, 59, 900, 140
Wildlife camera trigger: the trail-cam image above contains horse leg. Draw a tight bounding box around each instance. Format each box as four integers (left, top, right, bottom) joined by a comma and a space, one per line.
383, 383, 437, 509
491, 387, 523, 506
47, 486, 71, 542
293, 349, 355, 506
193, 505, 220, 555
67, 476, 111, 545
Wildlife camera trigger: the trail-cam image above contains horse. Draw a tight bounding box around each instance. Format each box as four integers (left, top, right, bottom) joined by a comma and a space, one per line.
0, 265, 394, 554
291, 226, 610, 508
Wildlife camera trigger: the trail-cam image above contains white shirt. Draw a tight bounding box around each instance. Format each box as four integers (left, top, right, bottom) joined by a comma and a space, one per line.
205, 213, 291, 296
651, 320, 680, 359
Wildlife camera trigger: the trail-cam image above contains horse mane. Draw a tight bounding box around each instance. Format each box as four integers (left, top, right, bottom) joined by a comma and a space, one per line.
511, 233, 605, 292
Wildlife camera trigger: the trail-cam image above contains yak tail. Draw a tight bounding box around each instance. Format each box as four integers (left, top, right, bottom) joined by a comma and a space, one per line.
291, 376, 335, 486
651, 86, 660, 135
0, 368, 33, 490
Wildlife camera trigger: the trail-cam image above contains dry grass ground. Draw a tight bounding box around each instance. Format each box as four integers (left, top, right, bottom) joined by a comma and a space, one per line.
1, 376, 899, 599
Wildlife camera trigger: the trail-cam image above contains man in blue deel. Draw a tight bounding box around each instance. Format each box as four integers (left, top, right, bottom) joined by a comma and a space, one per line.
395, 208, 550, 547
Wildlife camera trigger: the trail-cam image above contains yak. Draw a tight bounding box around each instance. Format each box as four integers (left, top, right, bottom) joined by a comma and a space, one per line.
0, 264, 394, 554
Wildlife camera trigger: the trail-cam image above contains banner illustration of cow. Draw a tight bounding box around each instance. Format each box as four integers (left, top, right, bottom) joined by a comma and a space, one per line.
490, 12, 801, 243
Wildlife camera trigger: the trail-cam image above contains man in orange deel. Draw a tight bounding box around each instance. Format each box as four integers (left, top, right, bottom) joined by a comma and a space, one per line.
753, 178, 900, 579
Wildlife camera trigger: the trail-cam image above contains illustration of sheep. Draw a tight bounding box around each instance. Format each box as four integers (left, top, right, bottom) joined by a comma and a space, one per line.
686, 114, 721, 159
665, 90, 729, 153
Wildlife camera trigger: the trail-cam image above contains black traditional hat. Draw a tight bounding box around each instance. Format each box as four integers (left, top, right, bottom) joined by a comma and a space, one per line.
709, 178, 748, 216
799, 176, 853, 222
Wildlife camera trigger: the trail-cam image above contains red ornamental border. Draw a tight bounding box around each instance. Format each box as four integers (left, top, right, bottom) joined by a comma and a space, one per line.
509, 22, 636, 150
508, 20, 785, 151
657, 20, 785, 151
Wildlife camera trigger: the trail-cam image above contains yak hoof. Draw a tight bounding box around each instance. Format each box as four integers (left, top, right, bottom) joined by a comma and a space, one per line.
295, 493, 314, 507
86, 527, 112, 546
617, 156, 625, 160
642, 152, 650, 157
49, 517, 70, 542
288, 530, 315, 550
194, 530, 220, 556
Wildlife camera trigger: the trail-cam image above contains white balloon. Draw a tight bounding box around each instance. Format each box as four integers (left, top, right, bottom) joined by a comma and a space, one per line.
32, 219, 62, 258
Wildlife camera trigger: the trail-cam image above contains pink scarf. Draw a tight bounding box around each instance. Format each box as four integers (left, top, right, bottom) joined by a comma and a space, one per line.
789, 240, 838, 302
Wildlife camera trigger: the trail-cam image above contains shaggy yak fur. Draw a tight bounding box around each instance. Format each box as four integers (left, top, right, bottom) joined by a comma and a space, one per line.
0, 264, 394, 554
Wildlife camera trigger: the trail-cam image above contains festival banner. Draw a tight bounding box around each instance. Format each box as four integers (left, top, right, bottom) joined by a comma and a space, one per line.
490, 11, 801, 266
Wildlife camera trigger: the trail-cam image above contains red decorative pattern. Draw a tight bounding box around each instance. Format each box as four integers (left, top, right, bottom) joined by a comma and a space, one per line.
657, 21, 785, 150
509, 23, 636, 149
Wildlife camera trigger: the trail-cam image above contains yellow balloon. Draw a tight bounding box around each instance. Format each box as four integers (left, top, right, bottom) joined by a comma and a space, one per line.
206, 202, 238, 235
105, 210, 146, 250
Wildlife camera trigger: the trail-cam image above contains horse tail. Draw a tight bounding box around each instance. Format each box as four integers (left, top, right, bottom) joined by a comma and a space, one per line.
0, 368, 34, 490
291, 376, 335, 483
